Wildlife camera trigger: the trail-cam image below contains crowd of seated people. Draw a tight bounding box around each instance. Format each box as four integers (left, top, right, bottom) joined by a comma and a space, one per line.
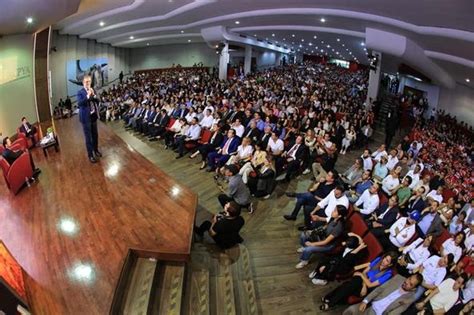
95, 62, 472, 313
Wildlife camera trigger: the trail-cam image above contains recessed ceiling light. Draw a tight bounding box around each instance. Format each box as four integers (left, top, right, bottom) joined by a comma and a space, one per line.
337, 38, 340, 42
299, 44, 303, 48
361, 42, 365, 46
292, 34, 295, 37
327, 45, 330, 48
466, 78, 471, 82
99, 21, 105, 27
301, 39, 304, 42
181, 30, 184, 33
283, 38, 286, 40
320, 18, 326, 23
342, 44, 345, 47
321, 41, 324, 44
272, 33, 275, 37
188, 39, 191, 42
26, 17, 33, 24
320, 49, 324, 52
129, 36, 134, 39
309, 43, 312, 46
235, 21, 240, 24
146, 43, 150, 46
313, 35, 317, 39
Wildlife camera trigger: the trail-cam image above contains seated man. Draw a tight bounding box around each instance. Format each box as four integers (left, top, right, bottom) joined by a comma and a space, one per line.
353, 183, 380, 218
381, 170, 400, 196
366, 195, 399, 230
148, 109, 170, 140
404, 273, 468, 315
283, 170, 337, 220
301, 185, 349, 230
194, 201, 245, 249
346, 170, 373, 203
207, 129, 240, 171
2, 137, 40, 178
340, 158, 364, 187
412, 253, 454, 301
276, 135, 308, 182
19, 116, 38, 147
417, 200, 443, 238
343, 274, 423, 315
175, 117, 201, 159
394, 176, 412, 209
217, 165, 254, 213
371, 212, 420, 251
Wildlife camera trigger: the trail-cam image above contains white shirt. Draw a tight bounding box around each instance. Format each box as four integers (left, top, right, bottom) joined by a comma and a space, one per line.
355, 190, 380, 215
441, 238, 462, 263
186, 124, 201, 140
185, 112, 197, 123
200, 115, 214, 129
426, 190, 443, 203
236, 144, 253, 160
318, 190, 349, 221
402, 238, 431, 270
405, 170, 420, 189
462, 279, 474, 304
361, 156, 374, 171
387, 155, 399, 170
371, 288, 406, 315
232, 124, 245, 138
421, 255, 446, 286
430, 278, 459, 312
267, 138, 284, 154
389, 217, 416, 247
372, 150, 387, 162
382, 175, 400, 195
464, 229, 474, 251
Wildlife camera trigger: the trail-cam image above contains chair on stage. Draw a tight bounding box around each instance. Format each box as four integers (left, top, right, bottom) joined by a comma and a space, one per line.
17, 126, 39, 148
0, 152, 34, 195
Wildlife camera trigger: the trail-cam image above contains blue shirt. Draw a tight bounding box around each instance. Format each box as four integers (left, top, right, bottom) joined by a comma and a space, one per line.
355, 180, 372, 195
367, 257, 393, 285
418, 213, 435, 235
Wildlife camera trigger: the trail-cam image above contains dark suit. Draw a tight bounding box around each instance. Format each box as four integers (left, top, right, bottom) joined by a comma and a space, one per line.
197, 131, 224, 161
242, 127, 261, 144
277, 142, 308, 181
77, 87, 99, 158
207, 136, 240, 169
248, 167, 276, 197
19, 122, 37, 146
370, 205, 399, 229
149, 113, 170, 138
259, 133, 272, 148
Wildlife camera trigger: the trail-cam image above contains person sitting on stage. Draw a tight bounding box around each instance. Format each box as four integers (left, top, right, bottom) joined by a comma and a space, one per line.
194, 201, 245, 249
19, 116, 38, 147
2, 137, 41, 178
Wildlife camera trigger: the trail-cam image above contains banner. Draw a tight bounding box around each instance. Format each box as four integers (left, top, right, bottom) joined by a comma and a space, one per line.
66, 57, 108, 96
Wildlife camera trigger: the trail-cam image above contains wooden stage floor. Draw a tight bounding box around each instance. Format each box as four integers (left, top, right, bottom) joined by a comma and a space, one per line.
0, 118, 197, 314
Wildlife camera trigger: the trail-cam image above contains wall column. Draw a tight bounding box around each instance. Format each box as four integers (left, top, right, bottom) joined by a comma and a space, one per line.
367, 51, 382, 104
244, 45, 252, 74
218, 42, 229, 80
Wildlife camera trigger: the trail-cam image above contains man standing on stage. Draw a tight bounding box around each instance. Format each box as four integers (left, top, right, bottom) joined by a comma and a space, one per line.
77, 75, 102, 163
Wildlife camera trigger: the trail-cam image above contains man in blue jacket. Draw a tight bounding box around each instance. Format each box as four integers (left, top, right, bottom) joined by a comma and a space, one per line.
77, 75, 101, 163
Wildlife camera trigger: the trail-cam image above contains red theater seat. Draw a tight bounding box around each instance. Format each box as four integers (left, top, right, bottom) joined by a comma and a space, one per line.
17, 127, 39, 148
347, 213, 369, 237
432, 228, 450, 253
198, 129, 212, 144
0, 152, 34, 195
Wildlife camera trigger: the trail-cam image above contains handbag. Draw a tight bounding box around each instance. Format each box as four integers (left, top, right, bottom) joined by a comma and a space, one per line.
304, 225, 327, 242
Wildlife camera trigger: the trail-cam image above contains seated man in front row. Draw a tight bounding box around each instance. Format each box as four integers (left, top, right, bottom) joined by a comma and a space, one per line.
19, 116, 38, 147
343, 274, 423, 315
2, 137, 41, 178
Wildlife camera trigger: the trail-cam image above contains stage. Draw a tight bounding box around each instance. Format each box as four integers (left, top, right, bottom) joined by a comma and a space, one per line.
0, 118, 197, 314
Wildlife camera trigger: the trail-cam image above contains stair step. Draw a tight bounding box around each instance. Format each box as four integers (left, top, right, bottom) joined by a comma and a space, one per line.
214, 259, 237, 315
232, 246, 258, 315
187, 270, 210, 315
151, 262, 186, 315
122, 258, 158, 315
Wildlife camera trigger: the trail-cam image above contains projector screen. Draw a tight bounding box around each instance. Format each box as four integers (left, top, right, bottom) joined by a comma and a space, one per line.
66, 57, 108, 96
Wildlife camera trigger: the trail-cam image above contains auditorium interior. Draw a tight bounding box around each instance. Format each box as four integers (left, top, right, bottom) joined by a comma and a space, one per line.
0, 1, 473, 314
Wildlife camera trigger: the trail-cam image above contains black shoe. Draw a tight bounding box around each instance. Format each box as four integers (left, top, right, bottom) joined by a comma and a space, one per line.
297, 225, 308, 231
94, 150, 102, 158
33, 168, 41, 178
285, 192, 296, 198
149, 137, 158, 142
89, 157, 98, 163
175, 154, 183, 159
283, 215, 297, 221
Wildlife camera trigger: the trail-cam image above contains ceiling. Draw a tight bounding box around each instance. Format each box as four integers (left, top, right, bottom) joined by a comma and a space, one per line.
0, 0, 81, 35
3, 0, 473, 86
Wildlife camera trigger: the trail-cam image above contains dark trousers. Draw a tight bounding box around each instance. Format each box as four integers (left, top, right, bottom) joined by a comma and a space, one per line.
198, 144, 215, 161
81, 120, 98, 158
26, 127, 37, 146
303, 206, 326, 228
290, 192, 318, 217
324, 276, 364, 307
285, 159, 301, 181
176, 138, 196, 156
218, 194, 250, 209
370, 227, 396, 250
164, 131, 176, 146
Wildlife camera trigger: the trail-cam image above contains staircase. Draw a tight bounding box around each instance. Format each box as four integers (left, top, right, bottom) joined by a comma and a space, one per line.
375, 95, 396, 130
110, 243, 259, 315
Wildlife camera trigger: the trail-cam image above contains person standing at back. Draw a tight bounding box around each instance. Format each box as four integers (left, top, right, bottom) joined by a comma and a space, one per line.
77, 75, 102, 163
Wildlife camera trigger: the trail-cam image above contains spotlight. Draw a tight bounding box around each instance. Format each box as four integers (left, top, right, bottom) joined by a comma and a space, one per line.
235, 21, 240, 24
129, 36, 134, 39
99, 21, 105, 27
320, 18, 326, 23
26, 17, 33, 24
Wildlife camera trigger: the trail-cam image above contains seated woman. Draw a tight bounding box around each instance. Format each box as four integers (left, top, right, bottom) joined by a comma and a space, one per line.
309, 233, 367, 286
295, 205, 348, 269
320, 251, 398, 311
340, 125, 357, 155
397, 235, 433, 277
239, 142, 267, 184
189, 123, 224, 169
247, 155, 275, 199
194, 201, 245, 249
440, 231, 466, 263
